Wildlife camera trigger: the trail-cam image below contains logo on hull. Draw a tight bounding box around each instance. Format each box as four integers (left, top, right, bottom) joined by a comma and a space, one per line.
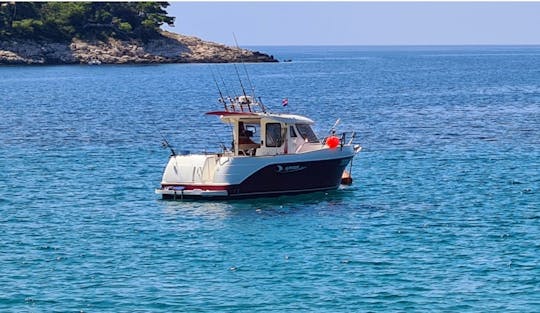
275, 164, 307, 174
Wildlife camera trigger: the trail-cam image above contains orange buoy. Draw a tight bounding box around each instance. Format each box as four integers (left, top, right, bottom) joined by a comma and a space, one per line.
326, 135, 340, 149
341, 170, 353, 185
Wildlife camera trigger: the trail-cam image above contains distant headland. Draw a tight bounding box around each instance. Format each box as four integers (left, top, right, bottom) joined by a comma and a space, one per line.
0, 2, 277, 65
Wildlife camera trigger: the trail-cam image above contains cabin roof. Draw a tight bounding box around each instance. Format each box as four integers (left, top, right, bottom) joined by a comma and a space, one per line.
205, 111, 314, 125
266, 113, 314, 125
205, 111, 257, 117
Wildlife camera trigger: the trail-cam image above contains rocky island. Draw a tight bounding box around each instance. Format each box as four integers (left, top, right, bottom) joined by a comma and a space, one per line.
0, 2, 277, 65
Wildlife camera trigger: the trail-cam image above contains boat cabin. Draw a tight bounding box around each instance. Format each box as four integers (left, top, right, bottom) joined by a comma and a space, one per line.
223, 113, 321, 156
204, 112, 320, 157
206, 96, 322, 157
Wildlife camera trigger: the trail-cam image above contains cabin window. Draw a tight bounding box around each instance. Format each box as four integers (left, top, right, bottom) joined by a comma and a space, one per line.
266, 123, 283, 147
290, 125, 297, 137
296, 124, 318, 143
238, 121, 260, 144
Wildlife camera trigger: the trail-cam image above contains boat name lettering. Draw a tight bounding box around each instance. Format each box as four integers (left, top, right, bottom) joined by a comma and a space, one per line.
275, 164, 307, 174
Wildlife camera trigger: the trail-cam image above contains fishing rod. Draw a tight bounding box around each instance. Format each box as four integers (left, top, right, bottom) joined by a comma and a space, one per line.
258, 97, 268, 114
233, 33, 256, 99
321, 118, 341, 146
156, 127, 176, 156
233, 63, 248, 100
210, 66, 227, 111
329, 118, 341, 135
161, 137, 176, 156
217, 68, 233, 105
231, 33, 248, 103
233, 63, 248, 112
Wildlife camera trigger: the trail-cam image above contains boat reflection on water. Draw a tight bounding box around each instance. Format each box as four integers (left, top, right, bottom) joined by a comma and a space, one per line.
161, 187, 355, 219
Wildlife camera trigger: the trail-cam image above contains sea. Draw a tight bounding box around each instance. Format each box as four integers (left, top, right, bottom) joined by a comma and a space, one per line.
0, 46, 539, 312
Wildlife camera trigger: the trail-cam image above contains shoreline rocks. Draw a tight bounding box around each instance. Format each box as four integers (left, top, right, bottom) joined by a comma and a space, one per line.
0, 31, 277, 65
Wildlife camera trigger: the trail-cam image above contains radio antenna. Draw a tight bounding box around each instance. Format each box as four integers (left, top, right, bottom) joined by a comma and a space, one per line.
233, 33, 256, 98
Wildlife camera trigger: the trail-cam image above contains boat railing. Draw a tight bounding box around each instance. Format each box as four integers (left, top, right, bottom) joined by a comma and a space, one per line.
320, 131, 360, 150
224, 95, 265, 113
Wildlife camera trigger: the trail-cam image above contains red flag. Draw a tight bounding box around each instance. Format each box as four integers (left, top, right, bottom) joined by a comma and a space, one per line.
282, 98, 288, 106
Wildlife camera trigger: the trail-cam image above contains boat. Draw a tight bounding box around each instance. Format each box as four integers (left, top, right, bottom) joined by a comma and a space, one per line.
87, 58, 101, 65
155, 94, 362, 200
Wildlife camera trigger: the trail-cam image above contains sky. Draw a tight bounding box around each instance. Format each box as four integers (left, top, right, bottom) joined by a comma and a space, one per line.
163, 1, 540, 46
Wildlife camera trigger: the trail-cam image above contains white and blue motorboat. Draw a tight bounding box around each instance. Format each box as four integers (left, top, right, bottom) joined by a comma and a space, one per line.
155, 95, 361, 199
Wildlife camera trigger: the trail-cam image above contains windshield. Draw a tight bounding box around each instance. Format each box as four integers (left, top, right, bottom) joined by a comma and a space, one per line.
296, 124, 318, 143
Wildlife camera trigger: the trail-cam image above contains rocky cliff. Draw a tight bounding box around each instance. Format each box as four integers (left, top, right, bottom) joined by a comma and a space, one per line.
0, 31, 277, 65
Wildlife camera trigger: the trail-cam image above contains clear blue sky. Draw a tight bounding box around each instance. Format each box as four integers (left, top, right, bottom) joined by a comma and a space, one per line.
162, 2, 540, 46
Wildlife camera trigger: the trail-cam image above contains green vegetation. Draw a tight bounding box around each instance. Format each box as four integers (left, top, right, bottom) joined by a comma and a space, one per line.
0, 2, 175, 41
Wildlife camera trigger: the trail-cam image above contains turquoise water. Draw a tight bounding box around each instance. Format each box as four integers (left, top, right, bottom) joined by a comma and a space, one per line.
1, 46, 539, 311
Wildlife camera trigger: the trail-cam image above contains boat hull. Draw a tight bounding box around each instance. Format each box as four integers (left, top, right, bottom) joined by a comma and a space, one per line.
157, 156, 353, 200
